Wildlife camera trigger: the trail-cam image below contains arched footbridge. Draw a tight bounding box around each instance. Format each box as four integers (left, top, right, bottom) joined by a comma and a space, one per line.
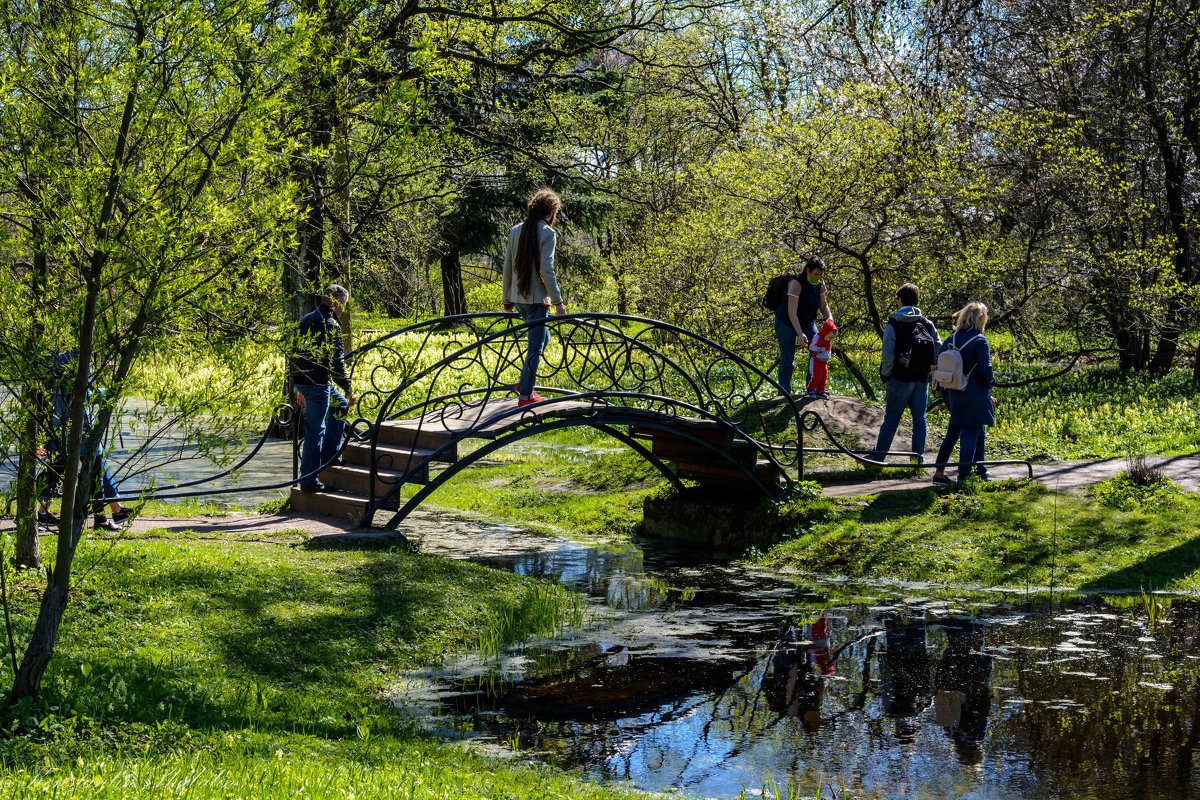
286, 312, 841, 528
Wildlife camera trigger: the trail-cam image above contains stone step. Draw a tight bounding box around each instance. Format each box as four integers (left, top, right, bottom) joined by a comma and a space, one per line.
289, 486, 369, 524
341, 441, 443, 471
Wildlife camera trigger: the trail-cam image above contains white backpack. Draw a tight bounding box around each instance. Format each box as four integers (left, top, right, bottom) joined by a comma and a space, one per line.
933, 334, 982, 391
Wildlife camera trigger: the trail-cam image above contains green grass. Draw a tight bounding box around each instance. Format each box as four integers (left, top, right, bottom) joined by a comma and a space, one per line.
0, 740, 654, 799
0, 528, 645, 799
754, 478, 1200, 590
407, 428, 663, 540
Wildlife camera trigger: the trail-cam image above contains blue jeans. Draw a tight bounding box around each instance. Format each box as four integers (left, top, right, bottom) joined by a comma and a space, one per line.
297, 383, 348, 489
871, 380, 929, 461
516, 304, 551, 398
935, 422, 987, 480
775, 317, 816, 394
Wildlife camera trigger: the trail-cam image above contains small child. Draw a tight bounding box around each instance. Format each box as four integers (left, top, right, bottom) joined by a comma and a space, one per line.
806, 319, 839, 398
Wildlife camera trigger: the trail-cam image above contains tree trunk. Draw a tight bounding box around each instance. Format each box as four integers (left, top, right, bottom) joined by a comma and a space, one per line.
833, 346, 876, 401
9, 578, 68, 701
13, 402, 42, 570
441, 250, 467, 316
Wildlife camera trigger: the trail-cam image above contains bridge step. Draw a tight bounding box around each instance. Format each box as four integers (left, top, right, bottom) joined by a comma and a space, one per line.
631, 422, 733, 449
320, 464, 424, 501
289, 486, 369, 524
652, 434, 757, 467
342, 441, 446, 470
675, 458, 784, 492
375, 420, 460, 454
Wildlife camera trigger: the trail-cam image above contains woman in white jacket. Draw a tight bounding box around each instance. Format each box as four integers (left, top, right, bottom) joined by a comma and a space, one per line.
502, 188, 566, 406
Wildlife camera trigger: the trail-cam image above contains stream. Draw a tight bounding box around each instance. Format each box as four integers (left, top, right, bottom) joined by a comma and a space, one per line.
398, 517, 1200, 800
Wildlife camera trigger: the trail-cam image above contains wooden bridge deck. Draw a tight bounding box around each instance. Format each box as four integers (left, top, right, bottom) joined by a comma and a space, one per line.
290, 395, 785, 525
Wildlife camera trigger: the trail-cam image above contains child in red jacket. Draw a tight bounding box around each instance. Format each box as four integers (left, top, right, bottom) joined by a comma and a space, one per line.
807, 319, 839, 398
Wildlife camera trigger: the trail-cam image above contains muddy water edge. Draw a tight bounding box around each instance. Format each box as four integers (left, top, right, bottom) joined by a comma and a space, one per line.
392, 514, 1200, 800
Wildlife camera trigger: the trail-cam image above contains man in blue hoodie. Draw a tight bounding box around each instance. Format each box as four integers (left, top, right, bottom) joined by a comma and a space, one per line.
868, 284, 940, 464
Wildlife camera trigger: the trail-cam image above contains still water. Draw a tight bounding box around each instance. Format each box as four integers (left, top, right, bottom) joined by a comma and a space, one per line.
399, 519, 1200, 799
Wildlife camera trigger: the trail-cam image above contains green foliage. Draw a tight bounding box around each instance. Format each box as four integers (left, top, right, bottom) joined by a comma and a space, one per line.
1090, 471, 1183, 511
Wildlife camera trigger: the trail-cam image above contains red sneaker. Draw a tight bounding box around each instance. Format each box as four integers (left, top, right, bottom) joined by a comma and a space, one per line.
517, 392, 544, 407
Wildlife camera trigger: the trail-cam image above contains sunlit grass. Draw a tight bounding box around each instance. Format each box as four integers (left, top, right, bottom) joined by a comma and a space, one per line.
0, 530, 628, 799
756, 479, 1200, 590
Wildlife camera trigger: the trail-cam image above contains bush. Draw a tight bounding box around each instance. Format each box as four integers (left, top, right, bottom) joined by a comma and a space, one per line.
1090, 469, 1182, 511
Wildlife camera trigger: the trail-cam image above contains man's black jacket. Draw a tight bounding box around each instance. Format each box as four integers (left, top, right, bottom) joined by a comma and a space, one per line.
291, 304, 351, 393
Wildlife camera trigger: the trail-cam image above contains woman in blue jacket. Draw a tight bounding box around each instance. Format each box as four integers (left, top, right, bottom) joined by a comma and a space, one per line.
931, 303, 995, 483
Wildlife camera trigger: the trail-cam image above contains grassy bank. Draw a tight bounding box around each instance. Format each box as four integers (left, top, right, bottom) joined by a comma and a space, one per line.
0, 528, 647, 799
405, 428, 662, 540
750, 477, 1200, 591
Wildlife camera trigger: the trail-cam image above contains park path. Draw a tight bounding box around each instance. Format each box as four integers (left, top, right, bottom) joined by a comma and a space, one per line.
2, 456, 1193, 540
818, 453, 1200, 498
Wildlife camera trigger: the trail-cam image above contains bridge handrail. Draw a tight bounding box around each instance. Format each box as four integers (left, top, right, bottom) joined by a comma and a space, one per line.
349, 311, 804, 470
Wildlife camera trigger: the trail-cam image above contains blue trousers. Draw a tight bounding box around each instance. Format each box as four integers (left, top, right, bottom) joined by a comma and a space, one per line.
871, 379, 929, 461
297, 383, 348, 489
516, 303, 551, 398
775, 316, 816, 394
936, 422, 987, 480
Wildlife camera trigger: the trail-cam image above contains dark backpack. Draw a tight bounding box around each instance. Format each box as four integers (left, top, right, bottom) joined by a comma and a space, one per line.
761, 274, 800, 313
889, 317, 938, 381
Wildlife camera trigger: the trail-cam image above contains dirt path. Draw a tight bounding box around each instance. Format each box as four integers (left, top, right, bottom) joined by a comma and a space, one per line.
818, 453, 1200, 498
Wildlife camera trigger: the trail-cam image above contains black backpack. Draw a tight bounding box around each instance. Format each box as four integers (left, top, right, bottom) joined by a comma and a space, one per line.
889, 317, 938, 381
761, 274, 799, 312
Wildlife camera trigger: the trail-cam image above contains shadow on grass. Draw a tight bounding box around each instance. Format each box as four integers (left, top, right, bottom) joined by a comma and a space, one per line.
858, 488, 940, 522
33, 544, 532, 741
1079, 536, 1200, 591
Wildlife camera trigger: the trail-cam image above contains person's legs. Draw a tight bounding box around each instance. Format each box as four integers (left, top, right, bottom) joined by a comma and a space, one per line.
774, 316, 796, 394
957, 425, 983, 482
933, 420, 961, 480
871, 380, 915, 460
517, 304, 551, 399
806, 359, 828, 394
803, 322, 817, 384
908, 381, 929, 462
297, 384, 330, 490
973, 427, 988, 478
321, 386, 349, 466
37, 440, 64, 515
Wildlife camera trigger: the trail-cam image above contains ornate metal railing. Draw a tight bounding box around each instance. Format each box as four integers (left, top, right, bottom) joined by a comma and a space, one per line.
348, 312, 802, 452
343, 312, 806, 525
74, 311, 1030, 518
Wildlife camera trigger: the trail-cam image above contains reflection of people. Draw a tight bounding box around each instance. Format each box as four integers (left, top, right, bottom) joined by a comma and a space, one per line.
773, 257, 833, 395
763, 614, 834, 732
292, 285, 356, 493
935, 619, 993, 765
881, 613, 932, 741
503, 188, 566, 407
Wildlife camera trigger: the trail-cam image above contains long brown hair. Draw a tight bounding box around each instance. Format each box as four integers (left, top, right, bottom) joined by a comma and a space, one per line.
514, 188, 562, 296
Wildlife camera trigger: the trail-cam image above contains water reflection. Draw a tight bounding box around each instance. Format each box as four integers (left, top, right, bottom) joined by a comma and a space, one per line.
934, 618, 992, 765
762, 614, 834, 733
397, 520, 1200, 799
